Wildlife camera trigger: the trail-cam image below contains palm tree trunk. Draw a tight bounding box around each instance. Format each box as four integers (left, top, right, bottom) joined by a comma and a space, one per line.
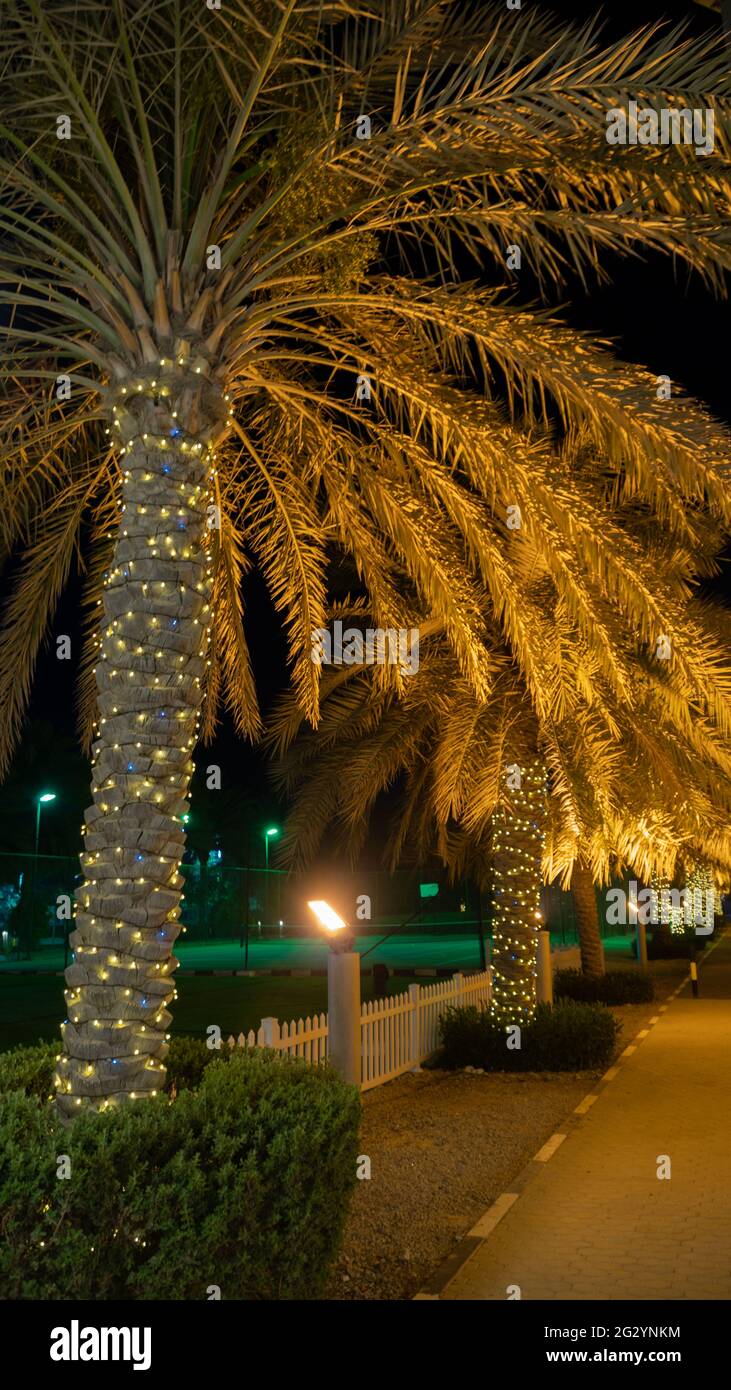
56, 363, 222, 1115
490, 757, 547, 1026
572, 860, 605, 977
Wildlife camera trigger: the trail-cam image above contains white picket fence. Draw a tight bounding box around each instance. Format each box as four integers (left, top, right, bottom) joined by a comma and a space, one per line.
226, 969, 491, 1092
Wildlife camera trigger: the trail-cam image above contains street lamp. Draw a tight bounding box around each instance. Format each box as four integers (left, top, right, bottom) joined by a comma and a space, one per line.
264, 826, 279, 871
308, 899, 360, 1085
36, 791, 56, 847
264, 827, 279, 927
31, 792, 56, 955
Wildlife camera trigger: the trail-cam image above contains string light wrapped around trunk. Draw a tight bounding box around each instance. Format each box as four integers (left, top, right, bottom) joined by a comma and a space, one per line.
684, 860, 717, 931
649, 872, 684, 935
490, 757, 547, 1027
55, 358, 227, 1116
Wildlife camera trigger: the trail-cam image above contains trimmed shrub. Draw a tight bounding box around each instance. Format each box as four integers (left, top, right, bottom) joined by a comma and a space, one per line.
0, 1049, 360, 1300
646, 927, 711, 959
0, 1039, 57, 1099
554, 968, 654, 1005
164, 1033, 238, 1091
439, 1000, 620, 1072
0, 1034, 237, 1100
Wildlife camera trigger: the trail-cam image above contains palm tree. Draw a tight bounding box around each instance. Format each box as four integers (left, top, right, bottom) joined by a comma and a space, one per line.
270, 581, 731, 1018
1, 2, 730, 1107
570, 861, 606, 978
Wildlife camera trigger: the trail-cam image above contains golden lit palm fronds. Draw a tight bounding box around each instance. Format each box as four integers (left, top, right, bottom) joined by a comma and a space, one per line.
1, 0, 730, 779
271, 601, 731, 889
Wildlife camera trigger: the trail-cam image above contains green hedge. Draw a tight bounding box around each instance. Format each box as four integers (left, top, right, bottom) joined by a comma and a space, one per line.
0, 1048, 360, 1300
162, 1034, 238, 1092
439, 1001, 620, 1072
554, 968, 654, 1005
0, 1039, 58, 1099
646, 928, 711, 959
0, 1033, 236, 1101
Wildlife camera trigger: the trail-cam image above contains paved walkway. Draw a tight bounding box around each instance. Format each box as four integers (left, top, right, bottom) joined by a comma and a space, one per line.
442, 935, 731, 1300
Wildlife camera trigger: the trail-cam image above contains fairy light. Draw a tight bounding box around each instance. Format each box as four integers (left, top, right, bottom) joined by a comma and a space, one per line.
56, 361, 224, 1117
490, 758, 548, 1027
649, 871, 684, 935
652, 861, 717, 935
684, 860, 717, 932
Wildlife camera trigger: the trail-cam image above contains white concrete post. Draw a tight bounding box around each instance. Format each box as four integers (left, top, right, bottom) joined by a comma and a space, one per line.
327, 950, 361, 1086
408, 982, 421, 1070
536, 931, 553, 1006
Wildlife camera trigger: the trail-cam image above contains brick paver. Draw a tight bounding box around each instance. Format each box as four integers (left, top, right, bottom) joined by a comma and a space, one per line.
443, 935, 731, 1300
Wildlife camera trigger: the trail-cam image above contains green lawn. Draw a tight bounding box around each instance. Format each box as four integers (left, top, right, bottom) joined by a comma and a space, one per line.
0, 930, 492, 974
0, 970, 418, 1053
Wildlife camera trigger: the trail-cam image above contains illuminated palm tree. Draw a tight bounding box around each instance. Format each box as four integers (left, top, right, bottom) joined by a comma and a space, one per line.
1, 1, 730, 1105
271, 580, 731, 1014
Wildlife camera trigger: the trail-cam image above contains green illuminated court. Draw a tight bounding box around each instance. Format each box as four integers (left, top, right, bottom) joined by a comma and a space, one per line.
0, 932, 637, 1055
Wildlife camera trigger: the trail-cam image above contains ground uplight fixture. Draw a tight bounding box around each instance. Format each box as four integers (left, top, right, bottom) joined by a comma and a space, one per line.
307, 899, 360, 1084
307, 899, 354, 952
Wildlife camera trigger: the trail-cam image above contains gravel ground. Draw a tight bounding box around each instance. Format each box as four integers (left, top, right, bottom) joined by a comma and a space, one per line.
326, 960, 688, 1300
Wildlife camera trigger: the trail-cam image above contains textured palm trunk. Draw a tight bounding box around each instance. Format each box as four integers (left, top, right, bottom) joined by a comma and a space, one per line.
490, 758, 547, 1027
56, 360, 224, 1116
572, 859, 605, 976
